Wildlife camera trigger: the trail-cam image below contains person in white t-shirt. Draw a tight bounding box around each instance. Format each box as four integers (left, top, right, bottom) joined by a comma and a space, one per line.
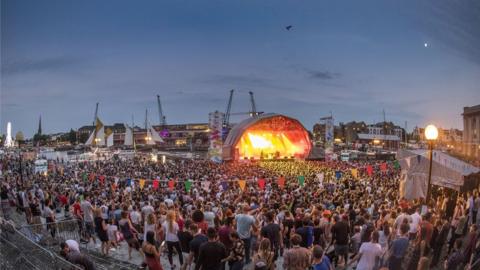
141, 201, 154, 219
352, 230, 383, 270
203, 204, 216, 228
66, 239, 80, 252
394, 209, 411, 235
130, 205, 142, 234
162, 210, 183, 268
100, 202, 109, 220
409, 208, 422, 239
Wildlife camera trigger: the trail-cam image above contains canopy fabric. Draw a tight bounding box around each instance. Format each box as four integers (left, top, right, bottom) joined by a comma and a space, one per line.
397, 149, 479, 199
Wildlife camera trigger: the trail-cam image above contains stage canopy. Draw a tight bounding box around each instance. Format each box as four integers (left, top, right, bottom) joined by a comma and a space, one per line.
397, 149, 480, 200
222, 113, 311, 161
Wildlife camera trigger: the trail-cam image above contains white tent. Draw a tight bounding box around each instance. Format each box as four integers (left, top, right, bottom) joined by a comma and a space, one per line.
124, 124, 133, 146
397, 149, 480, 200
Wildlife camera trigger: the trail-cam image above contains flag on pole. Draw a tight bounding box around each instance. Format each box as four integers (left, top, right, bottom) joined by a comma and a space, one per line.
238, 180, 246, 191
153, 179, 159, 190
351, 168, 358, 179
111, 183, 116, 191
366, 165, 373, 176
168, 179, 175, 191
139, 179, 145, 189
99, 175, 105, 185
126, 179, 131, 186
201, 181, 211, 192
380, 163, 387, 172
185, 179, 193, 192
89, 173, 95, 182
221, 181, 228, 191
394, 160, 400, 170
277, 177, 285, 188
257, 178, 266, 190
297, 176, 305, 187
317, 173, 324, 183
335, 171, 342, 180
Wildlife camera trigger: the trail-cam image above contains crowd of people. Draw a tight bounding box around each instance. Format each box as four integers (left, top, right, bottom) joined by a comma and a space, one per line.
1, 151, 480, 270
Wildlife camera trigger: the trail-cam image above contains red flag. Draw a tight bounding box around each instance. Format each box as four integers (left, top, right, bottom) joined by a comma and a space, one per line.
98, 175, 105, 185
257, 178, 265, 190
366, 165, 373, 176
111, 183, 116, 191
153, 179, 159, 190
380, 163, 387, 172
168, 179, 175, 191
277, 177, 285, 188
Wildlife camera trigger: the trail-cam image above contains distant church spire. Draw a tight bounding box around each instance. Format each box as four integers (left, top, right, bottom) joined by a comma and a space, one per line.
38, 115, 42, 135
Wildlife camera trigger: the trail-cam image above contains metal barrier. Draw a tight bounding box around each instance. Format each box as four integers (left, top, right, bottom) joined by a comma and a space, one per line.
17, 218, 141, 270
18, 218, 82, 246
0, 221, 82, 270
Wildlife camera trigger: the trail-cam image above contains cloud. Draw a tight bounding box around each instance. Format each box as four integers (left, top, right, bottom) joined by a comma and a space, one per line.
1, 56, 83, 75
307, 70, 340, 80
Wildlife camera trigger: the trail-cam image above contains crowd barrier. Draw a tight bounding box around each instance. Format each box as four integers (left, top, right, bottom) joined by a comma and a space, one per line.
16, 218, 141, 270
0, 221, 82, 270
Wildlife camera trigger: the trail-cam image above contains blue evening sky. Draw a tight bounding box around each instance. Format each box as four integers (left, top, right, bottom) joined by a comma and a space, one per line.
1, 0, 479, 137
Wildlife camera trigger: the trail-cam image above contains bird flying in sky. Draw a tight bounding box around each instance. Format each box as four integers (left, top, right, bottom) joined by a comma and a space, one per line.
285, 25, 293, 31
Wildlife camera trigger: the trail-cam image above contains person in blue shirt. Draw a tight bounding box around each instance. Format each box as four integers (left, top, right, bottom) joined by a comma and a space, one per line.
312, 245, 333, 270
388, 223, 410, 270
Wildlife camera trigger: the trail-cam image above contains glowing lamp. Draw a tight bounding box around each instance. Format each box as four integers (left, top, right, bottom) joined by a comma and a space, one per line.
373, 139, 380, 145
424, 125, 438, 140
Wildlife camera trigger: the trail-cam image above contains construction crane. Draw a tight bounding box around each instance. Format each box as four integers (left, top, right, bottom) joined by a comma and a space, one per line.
157, 95, 166, 126
93, 102, 99, 126
222, 90, 263, 141
249, 91, 257, 116
145, 109, 148, 130
223, 89, 234, 128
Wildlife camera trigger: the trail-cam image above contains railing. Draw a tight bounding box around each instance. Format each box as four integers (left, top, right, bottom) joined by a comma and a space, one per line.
17, 218, 141, 270
18, 218, 82, 246
0, 221, 82, 270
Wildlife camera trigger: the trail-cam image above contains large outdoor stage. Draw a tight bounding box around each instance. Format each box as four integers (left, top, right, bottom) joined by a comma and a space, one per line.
222, 113, 311, 161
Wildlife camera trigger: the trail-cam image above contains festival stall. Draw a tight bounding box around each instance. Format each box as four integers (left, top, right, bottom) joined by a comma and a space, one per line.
397, 149, 480, 200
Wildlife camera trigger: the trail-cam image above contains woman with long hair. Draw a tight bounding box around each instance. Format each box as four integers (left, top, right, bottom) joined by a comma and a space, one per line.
144, 213, 157, 244
94, 208, 110, 255
252, 238, 275, 270
142, 231, 163, 270
119, 211, 142, 260
162, 210, 183, 269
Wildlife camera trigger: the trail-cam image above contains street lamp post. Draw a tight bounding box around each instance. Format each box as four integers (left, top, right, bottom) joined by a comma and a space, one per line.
424, 124, 438, 206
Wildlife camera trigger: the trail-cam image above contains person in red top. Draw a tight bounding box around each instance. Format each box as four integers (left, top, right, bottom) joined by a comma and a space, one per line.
419, 212, 433, 244
72, 197, 83, 219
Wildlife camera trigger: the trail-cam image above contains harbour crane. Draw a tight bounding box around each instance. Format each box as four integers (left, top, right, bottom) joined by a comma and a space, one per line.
222, 89, 263, 140
157, 95, 166, 126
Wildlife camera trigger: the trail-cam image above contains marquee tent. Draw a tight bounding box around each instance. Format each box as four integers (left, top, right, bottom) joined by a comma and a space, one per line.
397, 149, 480, 200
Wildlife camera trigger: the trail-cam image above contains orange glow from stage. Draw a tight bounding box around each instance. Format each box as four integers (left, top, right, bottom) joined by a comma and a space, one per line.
236, 127, 310, 160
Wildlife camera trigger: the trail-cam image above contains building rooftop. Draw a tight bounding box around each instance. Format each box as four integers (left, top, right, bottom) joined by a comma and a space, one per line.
463, 104, 480, 116
357, 133, 400, 141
